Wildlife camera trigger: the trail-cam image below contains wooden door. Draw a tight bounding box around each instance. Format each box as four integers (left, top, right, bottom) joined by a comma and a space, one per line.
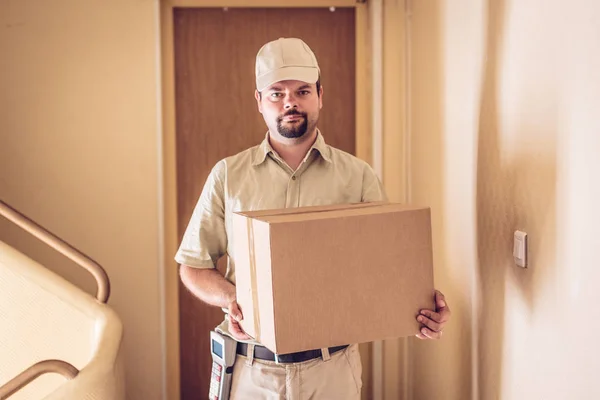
173, 7, 356, 398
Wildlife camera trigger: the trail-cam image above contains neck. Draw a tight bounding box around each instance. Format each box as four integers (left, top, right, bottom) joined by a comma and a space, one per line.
268, 129, 318, 171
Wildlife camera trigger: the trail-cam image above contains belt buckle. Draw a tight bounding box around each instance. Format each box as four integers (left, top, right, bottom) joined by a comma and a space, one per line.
274, 354, 282, 364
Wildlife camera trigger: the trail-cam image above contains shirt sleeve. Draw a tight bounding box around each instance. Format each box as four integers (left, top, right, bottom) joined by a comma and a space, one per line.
361, 163, 389, 203
174, 160, 227, 269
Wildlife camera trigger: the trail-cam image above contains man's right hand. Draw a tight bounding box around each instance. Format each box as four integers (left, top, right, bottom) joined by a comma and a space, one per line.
228, 300, 252, 341
178, 266, 253, 341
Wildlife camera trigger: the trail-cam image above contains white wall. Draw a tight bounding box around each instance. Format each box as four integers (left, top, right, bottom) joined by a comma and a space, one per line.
410, 0, 600, 399
0, 1, 164, 399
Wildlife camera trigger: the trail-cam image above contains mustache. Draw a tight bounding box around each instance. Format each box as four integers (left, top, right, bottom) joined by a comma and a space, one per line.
281, 110, 306, 118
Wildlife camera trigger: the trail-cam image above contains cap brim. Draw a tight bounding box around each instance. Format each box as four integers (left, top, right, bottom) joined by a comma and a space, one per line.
256, 66, 319, 92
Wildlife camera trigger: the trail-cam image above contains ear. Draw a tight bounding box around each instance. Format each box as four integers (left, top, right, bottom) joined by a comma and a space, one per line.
318, 85, 324, 110
254, 90, 263, 113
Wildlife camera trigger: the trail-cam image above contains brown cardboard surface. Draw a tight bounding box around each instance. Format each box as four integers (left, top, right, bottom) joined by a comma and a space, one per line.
237, 202, 384, 219
233, 202, 435, 354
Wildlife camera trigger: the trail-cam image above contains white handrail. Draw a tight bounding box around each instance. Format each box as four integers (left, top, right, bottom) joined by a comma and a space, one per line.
0, 360, 79, 400
0, 199, 110, 303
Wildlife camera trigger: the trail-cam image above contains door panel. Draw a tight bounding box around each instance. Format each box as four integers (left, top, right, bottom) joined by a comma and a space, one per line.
174, 7, 355, 398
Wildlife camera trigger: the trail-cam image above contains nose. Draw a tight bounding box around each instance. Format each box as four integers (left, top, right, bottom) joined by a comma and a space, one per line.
283, 92, 298, 109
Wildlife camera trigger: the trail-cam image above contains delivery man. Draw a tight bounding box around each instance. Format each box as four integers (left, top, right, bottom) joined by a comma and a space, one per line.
175, 37, 451, 399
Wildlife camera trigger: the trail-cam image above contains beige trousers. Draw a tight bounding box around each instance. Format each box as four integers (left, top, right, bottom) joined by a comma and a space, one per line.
229, 344, 363, 400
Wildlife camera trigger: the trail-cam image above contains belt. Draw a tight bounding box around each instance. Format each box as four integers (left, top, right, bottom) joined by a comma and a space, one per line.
236, 342, 349, 364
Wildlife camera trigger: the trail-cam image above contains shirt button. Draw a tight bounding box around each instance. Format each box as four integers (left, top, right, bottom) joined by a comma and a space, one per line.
291, 176, 297, 180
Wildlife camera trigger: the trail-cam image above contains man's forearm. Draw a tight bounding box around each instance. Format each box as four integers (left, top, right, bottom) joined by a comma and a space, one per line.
179, 265, 236, 309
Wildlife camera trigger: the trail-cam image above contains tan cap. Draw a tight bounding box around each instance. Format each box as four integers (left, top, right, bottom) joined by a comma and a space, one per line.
255, 37, 320, 92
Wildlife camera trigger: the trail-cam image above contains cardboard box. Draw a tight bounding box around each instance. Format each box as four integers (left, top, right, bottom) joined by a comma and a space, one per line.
232, 202, 435, 354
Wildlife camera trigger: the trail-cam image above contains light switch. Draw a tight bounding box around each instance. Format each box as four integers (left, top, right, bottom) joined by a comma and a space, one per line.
513, 230, 528, 268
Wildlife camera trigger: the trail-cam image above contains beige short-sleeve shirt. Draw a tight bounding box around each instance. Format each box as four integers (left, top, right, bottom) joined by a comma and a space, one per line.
175, 131, 388, 344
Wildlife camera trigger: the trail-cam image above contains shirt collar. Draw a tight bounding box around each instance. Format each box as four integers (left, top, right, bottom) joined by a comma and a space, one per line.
252, 129, 332, 166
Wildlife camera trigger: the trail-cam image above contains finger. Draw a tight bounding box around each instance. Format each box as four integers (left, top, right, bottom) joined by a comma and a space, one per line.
417, 315, 442, 332
232, 330, 251, 341
435, 290, 446, 307
438, 308, 451, 324
229, 320, 251, 340
415, 332, 428, 340
228, 313, 245, 329
420, 327, 442, 340
228, 316, 248, 334
420, 308, 451, 325
435, 290, 448, 311
419, 309, 442, 322
228, 301, 243, 322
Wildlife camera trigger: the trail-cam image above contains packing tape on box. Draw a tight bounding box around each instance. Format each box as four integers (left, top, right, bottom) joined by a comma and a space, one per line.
237, 201, 388, 220
247, 218, 261, 342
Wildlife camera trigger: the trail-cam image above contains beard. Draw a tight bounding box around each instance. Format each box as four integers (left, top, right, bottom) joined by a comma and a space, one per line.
276, 110, 310, 139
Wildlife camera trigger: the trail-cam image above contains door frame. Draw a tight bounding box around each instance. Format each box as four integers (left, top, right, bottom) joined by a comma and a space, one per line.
159, 1, 408, 399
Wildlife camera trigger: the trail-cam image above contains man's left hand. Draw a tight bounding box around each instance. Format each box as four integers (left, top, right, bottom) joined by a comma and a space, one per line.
416, 290, 451, 340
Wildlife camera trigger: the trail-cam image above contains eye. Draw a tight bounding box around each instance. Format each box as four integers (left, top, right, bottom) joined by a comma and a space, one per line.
298, 90, 311, 96
270, 92, 283, 98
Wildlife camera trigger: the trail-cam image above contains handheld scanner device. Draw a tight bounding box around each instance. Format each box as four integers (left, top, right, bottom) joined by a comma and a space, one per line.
209, 330, 238, 400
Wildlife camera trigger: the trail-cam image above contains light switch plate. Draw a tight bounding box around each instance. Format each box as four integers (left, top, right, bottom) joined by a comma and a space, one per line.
513, 230, 528, 268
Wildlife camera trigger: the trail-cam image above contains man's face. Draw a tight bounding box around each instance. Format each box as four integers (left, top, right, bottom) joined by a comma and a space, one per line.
255, 80, 323, 140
